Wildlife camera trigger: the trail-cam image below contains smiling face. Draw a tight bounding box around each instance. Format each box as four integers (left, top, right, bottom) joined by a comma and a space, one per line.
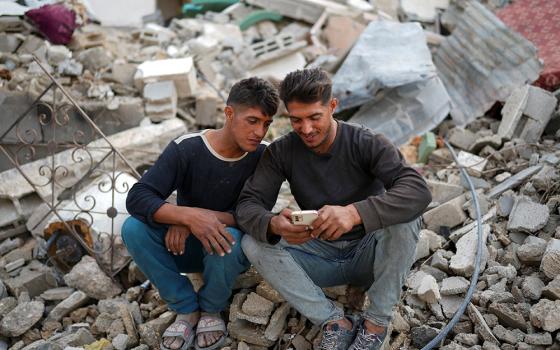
227, 105, 273, 152
286, 98, 337, 153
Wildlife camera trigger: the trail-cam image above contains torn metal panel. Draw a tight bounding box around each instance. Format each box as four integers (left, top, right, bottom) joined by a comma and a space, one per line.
348, 75, 451, 146
332, 21, 441, 111
333, 20, 450, 145
433, 1, 542, 126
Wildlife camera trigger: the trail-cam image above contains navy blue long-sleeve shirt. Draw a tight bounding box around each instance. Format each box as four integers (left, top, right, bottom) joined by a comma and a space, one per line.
126, 130, 266, 228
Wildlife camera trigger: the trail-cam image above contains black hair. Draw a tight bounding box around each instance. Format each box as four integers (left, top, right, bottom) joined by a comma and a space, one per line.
227, 77, 279, 117
279, 68, 332, 106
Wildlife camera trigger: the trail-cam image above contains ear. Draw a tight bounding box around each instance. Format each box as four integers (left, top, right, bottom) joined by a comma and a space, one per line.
329, 98, 338, 113
224, 105, 234, 122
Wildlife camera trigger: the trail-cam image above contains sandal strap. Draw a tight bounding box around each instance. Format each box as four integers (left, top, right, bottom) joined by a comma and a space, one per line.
162, 320, 195, 340
196, 316, 226, 335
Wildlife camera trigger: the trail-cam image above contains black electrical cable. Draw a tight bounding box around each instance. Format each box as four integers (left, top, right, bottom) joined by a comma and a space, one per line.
421, 139, 485, 350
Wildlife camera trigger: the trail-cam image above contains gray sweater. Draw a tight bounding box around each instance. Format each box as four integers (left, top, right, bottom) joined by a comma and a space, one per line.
235, 121, 432, 243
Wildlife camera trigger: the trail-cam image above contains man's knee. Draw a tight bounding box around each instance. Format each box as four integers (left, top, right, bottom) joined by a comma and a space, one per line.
121, 216, 152, 250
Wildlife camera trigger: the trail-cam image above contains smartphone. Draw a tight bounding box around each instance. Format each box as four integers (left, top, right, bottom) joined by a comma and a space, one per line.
290, 210, 319, 226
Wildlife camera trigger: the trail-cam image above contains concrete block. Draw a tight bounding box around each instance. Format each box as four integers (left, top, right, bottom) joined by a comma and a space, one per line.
541, 239, 560, 279
241, 292, 274, 318
242, 34, 307, 69
517, 236, 547, 263
264, 303, 290, 341
449, 224, 490, 277
423, 194, 468, 232
448, 128, 476, 151
499, 85, 557, 143
457, 151, 487, 177
195, 91, 220, 127
507, 196, 549, 233
143, 81, 177, 122
426, 180, 464, 205
46, 291, 89, 322
530, 299, 560, 332
4, 268, 57, 298
441, 276, 469, 295
417, 275, 440, 304
134, 57, 198, 98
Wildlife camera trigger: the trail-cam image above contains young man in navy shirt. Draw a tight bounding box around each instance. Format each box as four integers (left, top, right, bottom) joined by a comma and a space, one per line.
122, 77, 279, 350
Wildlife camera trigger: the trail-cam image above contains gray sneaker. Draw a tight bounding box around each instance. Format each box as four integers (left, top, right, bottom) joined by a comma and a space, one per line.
319, 317, 358, 350
348, 322, 387, 350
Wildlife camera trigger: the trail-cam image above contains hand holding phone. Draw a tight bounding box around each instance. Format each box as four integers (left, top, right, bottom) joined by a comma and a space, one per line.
290, 210, 319, 226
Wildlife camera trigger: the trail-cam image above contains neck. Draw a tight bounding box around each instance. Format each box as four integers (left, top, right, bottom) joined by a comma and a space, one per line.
313, 119, 338, 154
206, 128, 245, 158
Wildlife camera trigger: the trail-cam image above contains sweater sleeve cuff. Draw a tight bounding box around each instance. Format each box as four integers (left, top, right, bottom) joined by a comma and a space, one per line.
146, 200, 168, 229
353, 200, 382, 234
258, 212, 277, 243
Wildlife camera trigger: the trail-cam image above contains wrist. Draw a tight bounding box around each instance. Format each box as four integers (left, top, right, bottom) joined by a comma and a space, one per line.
268, 215, 280, 236
346, 204, 362, 226
181, 207, 196, 227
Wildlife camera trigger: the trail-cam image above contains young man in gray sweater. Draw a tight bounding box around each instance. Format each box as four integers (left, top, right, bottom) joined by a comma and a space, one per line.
236, 68, 431, 350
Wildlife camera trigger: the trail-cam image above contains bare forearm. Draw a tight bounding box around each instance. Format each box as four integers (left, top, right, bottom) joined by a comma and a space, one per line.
153, 203, 236, 227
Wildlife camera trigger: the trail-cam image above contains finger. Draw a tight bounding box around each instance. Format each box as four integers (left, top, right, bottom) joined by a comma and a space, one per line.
280, 208, 293, 218
178, 233, 187, 255
214, 231, 232, 254
311, 219, 331, 238
218, 225, 235, 245
172, 230, 181, 255
165, 231, 172, 252
208, 235, 225, 256
200, 237, 213, 254
321, 225, 338, 240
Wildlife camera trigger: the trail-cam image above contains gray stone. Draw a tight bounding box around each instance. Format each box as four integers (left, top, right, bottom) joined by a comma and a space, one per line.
110, 63, 137, 86
482, 341, 500, 350
64, 256, 122, 300
427, 180, 464, 205
441, 276, 470, 295
423, 194, 468, 231
498, 85, 557, 144
540, 239, 560, 279
517, 236, 547, 263
256, 281, 285, 303
467, 304, 499, 345
431, 250, 449, 272
46, 45, 71, 65
46, 291, 89, 322
521, 276, 545, 300
421, 265, 448, 282
497, 191, 515, 217
5, 258, 25, 272
138, 311, 175, 349
52, 328, 95, 348
440, 295, 463, 319
414, 230, 431, 262
508, 231, 528, 245
40, 287, 75, 301
454, 333, 479, 346
449, 128, 477, 151
469, 134, 502, 154
0, 297, 17, 318
532, 165, 559, 191
241, 292, 275, 318
57, 59, 83, 76
492, 324, 523, 344
410, 325, 439, 348
484, 264, 517, 280
77, 47, 111, 71
542, 275, 560, 300
449, 224, 490, 277
0, 301, 44, 337
0, 33, 21, 53
4, 268, 58, 298
507, 196, 550, 233
391, 311, 410, 333
228, 320, 275, 347
264, 303, 290, 341
112, 334, 129, 350
488, 303, 527, 331
524, 332, 552, 346
417, 275, 440, 303
530, 299, 560, 332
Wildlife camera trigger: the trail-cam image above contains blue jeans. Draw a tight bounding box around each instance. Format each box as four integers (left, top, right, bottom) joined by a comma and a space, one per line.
121, 216, 250, 314
241, 218, 421, 327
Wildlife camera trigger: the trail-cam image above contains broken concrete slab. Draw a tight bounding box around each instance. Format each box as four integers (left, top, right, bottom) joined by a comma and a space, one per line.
40, 287, 75, 301
264, 303, 290, 341
64, 256, 122, 300
449, 224, 490, 277
46, 291, 89, 322
488, 165, 543, 199
488, 303, 527, 331
507, 196, 550, 233
456, 151, 487, 178
467, 303, 499, 345
441, 276, 470, 295
498, 85, 557, 143
417, 275, 440, 304
448, 128, 476, 151
427, 180, 464, 205
134, 57, 198, 98
143, 80, 177, 122
517, 236, 547, 263
440, 295, 463, 319
195, 90, 220, 127
542, 276, 560, 300
530, 299, 560, 332
228, 319, 275, 347
540, 239, 560, 279
77, 47, 112, 71
423, 194, 467, 232
256, 281, 285, 304
241, 292, 275, 318
0, 301, 44, 337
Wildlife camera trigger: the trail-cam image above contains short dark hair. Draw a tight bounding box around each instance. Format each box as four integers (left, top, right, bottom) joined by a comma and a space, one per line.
227, 77, 279, 117
279, 68, 332, 106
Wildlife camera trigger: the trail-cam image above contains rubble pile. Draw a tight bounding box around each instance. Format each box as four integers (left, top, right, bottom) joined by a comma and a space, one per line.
0, 0, 560, 350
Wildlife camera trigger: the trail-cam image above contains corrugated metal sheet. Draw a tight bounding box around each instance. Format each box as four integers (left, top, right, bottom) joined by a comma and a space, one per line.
433, 1, 543, 126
